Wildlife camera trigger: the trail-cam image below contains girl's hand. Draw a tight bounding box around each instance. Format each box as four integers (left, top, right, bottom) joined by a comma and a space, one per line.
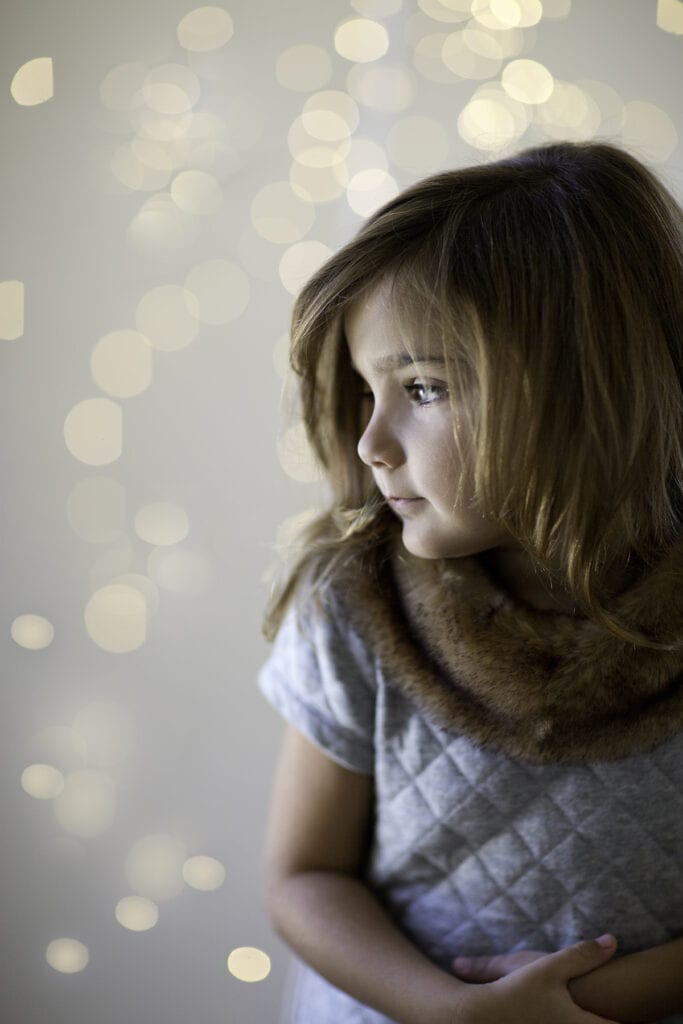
452, 935, 622, 1024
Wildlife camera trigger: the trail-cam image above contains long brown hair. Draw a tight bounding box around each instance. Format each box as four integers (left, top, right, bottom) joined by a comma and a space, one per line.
262, 139, 683, 650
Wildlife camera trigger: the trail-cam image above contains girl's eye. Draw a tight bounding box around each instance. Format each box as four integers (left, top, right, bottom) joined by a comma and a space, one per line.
405, 382, 448, 406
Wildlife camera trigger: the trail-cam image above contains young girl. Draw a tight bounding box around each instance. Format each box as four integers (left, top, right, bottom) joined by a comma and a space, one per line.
257, 140, 683, 1024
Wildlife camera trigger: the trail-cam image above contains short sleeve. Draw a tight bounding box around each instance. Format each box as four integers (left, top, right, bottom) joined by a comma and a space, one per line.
257, 593, 376, 775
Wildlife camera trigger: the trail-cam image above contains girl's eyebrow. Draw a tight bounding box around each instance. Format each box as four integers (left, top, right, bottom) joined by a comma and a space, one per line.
351, 353, 446, 376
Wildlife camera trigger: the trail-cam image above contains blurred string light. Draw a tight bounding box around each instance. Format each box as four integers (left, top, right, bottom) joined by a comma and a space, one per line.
134, 502, 190, 546
10, 57, 54, 105
53, 769, 116, 837
334, 18, 390, 62
115, 895, 159, 931
276, 45, 333, 91
46, 939, 89, 974
90, 330, 153, 398
346, 63, 417, 113
657, 0, 683, 33
11, 614, 54, 650
0, 280, 24, 339
227, 947, 271, 982
84, 583, 147, 652
182, 854, 226, 890
183, 259, 250, 324
146, 543, 213, 596
21, 764, 65, 799
135, 285, 200, 351
63, 398, 122, 465
278, 241, 333, 295
126, 833, 188, 901
176, 5, 235, 51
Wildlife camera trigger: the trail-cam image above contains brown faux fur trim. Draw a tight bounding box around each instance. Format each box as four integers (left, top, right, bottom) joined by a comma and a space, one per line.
333, 529, 683, 763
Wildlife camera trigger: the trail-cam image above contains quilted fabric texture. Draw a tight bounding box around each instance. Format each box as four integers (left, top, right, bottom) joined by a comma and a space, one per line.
258, 600, 683, 1024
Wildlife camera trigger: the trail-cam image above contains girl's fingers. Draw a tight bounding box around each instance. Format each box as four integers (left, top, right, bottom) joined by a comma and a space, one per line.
542, 935, 618, 983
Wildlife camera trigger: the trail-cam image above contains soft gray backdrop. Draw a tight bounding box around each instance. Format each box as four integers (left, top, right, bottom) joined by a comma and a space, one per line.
2, 0, 681, 1021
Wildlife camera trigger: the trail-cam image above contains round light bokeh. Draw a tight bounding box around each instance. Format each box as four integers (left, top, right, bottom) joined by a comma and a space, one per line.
115, 895, 159, 931
84, 584, 147, 653
46, 938, 89, 974
182, 855, 226, 891
11, 57, 54, 106
126, 833, 187, 901
53, 770, 116, 837
0, 279, 24, 339
227, 947, 271, 982
177, 6, 235, 52
21, 763, 65, 799
11, 614, 54, 650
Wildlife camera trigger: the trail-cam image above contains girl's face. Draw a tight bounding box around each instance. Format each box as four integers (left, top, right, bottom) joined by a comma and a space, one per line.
344, 281, 520, 561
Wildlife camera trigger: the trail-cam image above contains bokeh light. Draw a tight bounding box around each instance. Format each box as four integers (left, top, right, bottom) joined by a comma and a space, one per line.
277, 422, 323, 483
276, 45, 333, 92
146, 545, 212, 596
11, 614, 54, 650
11, 57, 54, 105
417, 0, 471, 26
620, 100, 678, 162
177, 6, 235, 52
135, 285, 201, 351
142, 64, 201, 115
656, 0, 683, 33
441, 29, 504, 79
90, 329, 153, 397
302, 91, 360, 142
227, 947, 271, 982
278, 241, 333, 295
99, 62, 148, 112
170, 169, 223, 215
126, 834, 187, 901
334, 18, 390, 62
501, 58, 555, 104
46, 939, 89, 974
64, 398, 123, 466
71, 701, 132, 768
134, 502, 190, 546
184, 259, 251, 324
182, 855, 226, 890
346, 63, 416, 112
84, 584, 147, 653
21, 763, 65, 799
115, 895, 159, 931
251, 181, 316, 243
53, 770, 116, 837
107, 573, 160, 615
346, 168, 399, 217
0, 280, 24, 340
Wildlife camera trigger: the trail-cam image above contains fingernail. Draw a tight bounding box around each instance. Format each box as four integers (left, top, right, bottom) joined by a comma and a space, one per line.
596, 934, 615, 948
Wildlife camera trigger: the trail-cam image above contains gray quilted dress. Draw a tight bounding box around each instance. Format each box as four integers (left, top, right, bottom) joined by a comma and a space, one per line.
258, 600, 683, 1024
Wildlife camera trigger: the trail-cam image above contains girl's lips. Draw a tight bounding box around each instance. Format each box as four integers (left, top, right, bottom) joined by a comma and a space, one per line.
388, 496, 423, 507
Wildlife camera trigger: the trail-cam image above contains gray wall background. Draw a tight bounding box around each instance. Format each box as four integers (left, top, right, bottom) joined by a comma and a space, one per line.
1, 1, 681, 1021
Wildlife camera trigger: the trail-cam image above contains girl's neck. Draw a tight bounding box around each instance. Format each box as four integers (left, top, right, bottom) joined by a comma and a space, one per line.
478, 546, 638, 617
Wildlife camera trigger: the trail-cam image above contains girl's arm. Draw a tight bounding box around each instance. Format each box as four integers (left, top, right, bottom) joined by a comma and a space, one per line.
263, 724, 620, 1024
569, 938, 683, 1022
455, 938, 683, 1022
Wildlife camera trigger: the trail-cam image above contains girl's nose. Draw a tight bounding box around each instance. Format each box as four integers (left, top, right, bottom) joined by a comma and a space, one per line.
357, 411, 403, 469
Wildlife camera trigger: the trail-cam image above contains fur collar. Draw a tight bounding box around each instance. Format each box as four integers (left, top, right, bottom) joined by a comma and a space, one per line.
333, 527, 683, 763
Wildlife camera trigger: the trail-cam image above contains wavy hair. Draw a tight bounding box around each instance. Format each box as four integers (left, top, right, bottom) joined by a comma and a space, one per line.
262, 140, 683, 649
